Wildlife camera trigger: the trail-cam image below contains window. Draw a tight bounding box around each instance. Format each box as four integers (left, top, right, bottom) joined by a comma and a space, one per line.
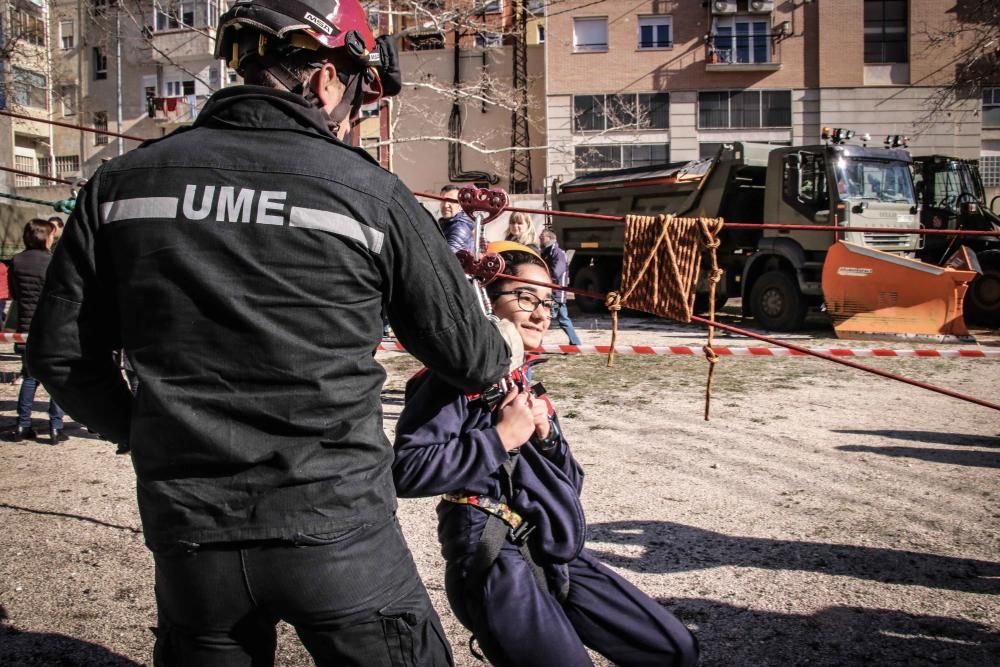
165, 80, 195, 96
155, 0, 196, 31
698, 90, 790, 128
14, 155, 37, 187
573, 17, 608, 52
59, 85, 77, 116
94, 48, 108, 80
37, 157, 51, 180
980, 156, 1000, 187
537, 25, 545, 44
12, 67, 47, 109
407, 33, 444, 50
712, 16, 770, 64
481, 0, 502, 13
573, 93, 669, 132
575, 143, 670, 174
476, 31, 503, 48
60, 20, 75, 49
638, 16, 671, 49
864, 0, 906, 63
983, 88, 1000, 128
93, 111, 109, 146
55, 155, 81, 177
9, 3, 46, 47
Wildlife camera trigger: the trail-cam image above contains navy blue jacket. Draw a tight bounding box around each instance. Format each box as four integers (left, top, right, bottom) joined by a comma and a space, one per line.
444, 211, 477, 254
541, 241, 570, 304
393, 371, 586, 567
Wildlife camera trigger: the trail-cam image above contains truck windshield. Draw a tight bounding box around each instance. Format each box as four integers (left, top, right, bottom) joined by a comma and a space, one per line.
834, 158, 915, 204
928, 162, 983, 209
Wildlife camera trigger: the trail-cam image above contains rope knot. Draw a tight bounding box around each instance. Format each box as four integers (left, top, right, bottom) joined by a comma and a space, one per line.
702, 344, 719, 364
605, 292, 622, 312
708, 268, 724, 284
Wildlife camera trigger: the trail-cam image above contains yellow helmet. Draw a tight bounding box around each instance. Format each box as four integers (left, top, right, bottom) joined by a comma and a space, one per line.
486, 240, 546, 268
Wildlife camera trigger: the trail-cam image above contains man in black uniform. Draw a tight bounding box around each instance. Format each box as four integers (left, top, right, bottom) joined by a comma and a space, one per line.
28, 0, 512, 664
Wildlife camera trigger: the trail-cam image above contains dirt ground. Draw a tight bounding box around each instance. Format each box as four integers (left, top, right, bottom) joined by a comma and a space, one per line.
0, 308, 998, 666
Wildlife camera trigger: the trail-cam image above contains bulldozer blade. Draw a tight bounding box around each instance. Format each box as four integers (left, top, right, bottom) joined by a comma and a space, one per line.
822, 241, 977, 341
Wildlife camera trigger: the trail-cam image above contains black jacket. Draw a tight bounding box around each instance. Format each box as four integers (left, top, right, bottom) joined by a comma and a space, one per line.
28, 86, 509, 547
9, 248, 51, 332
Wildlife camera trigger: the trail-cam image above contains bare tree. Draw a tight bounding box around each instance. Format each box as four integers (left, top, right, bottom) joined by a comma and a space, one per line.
920, 0, 999, 117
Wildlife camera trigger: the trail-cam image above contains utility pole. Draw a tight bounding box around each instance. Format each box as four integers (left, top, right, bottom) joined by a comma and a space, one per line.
508, 0, 531, 193
115, 4, 124, 156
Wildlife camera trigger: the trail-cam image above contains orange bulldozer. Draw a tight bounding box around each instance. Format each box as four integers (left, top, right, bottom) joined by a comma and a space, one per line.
822, 241, 979, 341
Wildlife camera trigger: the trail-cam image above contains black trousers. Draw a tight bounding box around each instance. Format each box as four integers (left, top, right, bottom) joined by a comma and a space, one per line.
152, 515, 453, 667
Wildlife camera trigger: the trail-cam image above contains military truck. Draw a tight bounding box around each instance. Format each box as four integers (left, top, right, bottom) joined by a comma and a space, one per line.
912, 155, 1000, 327
551, 139, 921, 331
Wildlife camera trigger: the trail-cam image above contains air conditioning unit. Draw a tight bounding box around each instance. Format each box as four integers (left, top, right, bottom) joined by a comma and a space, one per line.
712, 1, 737, 14
749, 0, 775, 12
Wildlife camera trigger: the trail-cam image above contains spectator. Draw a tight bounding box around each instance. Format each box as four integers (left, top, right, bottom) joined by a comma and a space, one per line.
28, 0, 512, 663
505, 211, 540, 252
48, 216, 65, 243
7, 219, 66, 443
441, 183, 480, 254
540, 228, 582, 345
0, 260, 8, 330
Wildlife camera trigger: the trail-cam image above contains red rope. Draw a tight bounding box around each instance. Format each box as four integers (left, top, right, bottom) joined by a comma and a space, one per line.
0, 109, 145, 142
417, 191, 999, 238
0, 165, 75, 185
492, 271, 1000, 412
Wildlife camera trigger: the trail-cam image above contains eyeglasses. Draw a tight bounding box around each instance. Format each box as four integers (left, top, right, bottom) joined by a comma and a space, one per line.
495, 290, 558, 319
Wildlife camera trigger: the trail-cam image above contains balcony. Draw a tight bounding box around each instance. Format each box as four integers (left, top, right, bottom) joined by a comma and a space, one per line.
705, 34, 782, 72
150, 28, 217, 63
149, 95, 208, 124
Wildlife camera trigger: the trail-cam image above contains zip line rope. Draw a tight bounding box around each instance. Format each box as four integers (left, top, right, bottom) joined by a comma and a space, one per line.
0, 165, 76, 186
416, 191, 1000, 238
3, 111, 995, 411
491, 270, 1000, 413
0, 109, 145, 143
0, 106, 992, 239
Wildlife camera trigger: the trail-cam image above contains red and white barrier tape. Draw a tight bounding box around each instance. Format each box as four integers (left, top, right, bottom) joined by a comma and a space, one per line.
376, 341, 1000, 359
3, 333, 992, 359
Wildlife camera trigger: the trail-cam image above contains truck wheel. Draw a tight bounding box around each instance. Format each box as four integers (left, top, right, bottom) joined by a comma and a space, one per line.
749, 270, 807, 331
573, 266, 604, 313
964, 255, 1000, 328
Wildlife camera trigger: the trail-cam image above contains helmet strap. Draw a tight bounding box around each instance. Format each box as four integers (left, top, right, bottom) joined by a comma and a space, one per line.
325, 71, 364, 140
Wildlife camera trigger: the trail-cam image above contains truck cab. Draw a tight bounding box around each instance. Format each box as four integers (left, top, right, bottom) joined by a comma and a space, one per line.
745, 143, 919, 329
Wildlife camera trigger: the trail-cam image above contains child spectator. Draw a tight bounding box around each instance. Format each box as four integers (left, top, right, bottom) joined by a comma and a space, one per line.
393, 241, 698, 667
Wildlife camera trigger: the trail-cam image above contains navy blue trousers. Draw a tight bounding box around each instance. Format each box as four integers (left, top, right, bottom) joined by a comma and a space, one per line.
152, 515, 453, 667
446, 544, 698, 667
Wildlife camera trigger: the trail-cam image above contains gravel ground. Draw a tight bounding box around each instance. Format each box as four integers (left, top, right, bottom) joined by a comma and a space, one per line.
1, 309, 998, 666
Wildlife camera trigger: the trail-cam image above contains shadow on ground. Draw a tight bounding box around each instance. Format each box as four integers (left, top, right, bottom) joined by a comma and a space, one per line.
836, 444, 1000, 469
587, 521, 999, 594
0, 605, 142, 666
667, 598, 998, 667
832, 429, 1000, 448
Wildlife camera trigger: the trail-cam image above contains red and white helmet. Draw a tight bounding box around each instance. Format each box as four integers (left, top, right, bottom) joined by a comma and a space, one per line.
215, 0, 400, 105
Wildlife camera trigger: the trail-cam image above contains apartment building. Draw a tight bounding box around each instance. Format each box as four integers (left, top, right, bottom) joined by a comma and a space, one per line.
545, 0, 994, 191
388, 0, 547, 194
0, 0, 227, 212
47, 0, 227, 179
